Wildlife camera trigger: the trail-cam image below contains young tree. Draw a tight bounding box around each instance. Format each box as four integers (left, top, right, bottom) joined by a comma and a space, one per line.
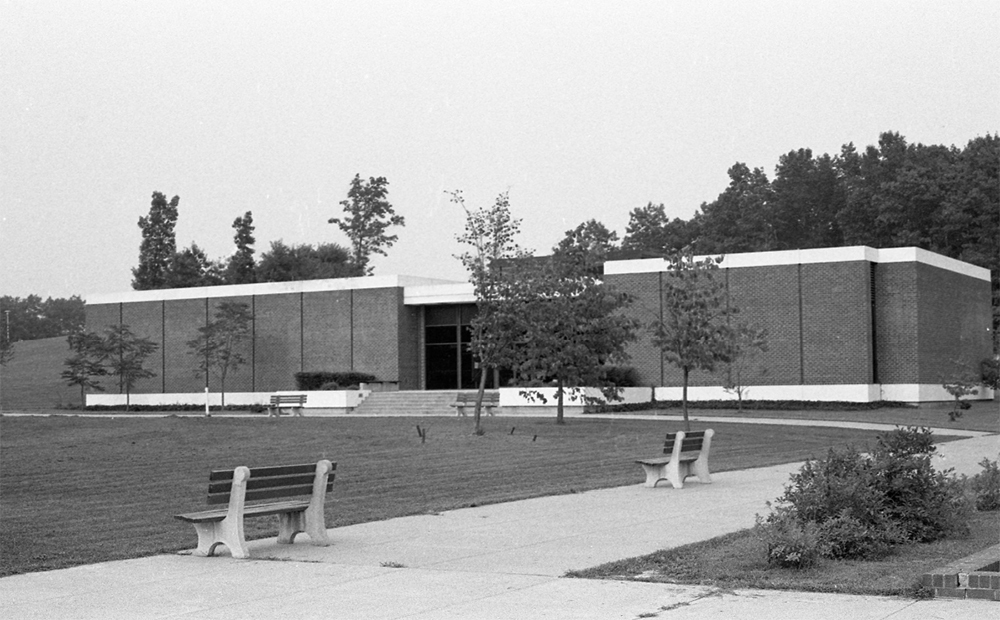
722, 324, 768, 412
226, 211, 257, 284
133, 191, 180, 290
103, 324, 158, 411
650, 251, 737, 431
61, 330, 108, 405
507, 259, 639, 424
187, 301, 252, 409
329, 174, 405, 275
453, 190, 529, 434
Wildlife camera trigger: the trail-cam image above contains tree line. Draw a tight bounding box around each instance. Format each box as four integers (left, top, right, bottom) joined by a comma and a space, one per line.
550, 132, 999, 348
132, 173, 405, 290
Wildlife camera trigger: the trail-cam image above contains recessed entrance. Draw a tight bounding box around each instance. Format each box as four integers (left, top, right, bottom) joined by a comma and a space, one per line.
424, 304, 495, 390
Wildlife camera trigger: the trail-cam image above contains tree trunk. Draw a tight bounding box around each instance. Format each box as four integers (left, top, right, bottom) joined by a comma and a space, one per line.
682, 367, 690, 432
556, 377, 565, 425
473, 368, 488, 435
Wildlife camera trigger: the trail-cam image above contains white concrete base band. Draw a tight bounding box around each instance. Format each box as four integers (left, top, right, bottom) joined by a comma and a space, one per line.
87, 390, 370, 408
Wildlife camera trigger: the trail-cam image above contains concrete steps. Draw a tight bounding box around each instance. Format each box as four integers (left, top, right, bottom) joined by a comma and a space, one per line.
353, 390, 465, 416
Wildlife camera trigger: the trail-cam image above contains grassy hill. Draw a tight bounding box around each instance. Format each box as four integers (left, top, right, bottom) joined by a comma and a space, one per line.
0, 337, 80, 410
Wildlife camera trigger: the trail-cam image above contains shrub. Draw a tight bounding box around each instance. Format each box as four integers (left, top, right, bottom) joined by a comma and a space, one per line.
755, 507, 825, 569
982, 358, 1000, 390
769, 426, 971, 561
600, 366, 641, 387
295, 371, 376, 390
319, 381, 340, 391
971, 458, 1000, 511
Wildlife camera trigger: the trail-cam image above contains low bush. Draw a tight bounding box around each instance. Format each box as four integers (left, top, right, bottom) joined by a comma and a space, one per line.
755, 507, 825, 569
600, 366, 641, 387
764, 426, 971, 566
818, 510, 903, 560
295, 371, 376, 391
971, 458, 1000, 511
591, 399, 913, 413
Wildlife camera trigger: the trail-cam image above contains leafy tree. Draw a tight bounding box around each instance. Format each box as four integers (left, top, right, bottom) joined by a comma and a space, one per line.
133, 191, 180, 290
0, 334, 13, 366
61, 330, 108, 405
769, 149, 844, 249
453, 190, 530, 434
167, 243, 225, 289
255, 240, 354, 282
226, 211, 256, 284
650, 251, 737, 430
722, 324, 768, 411
102, 324, 158, 411
0, 295, 85, 341
329, 174, 405, 275
621, 202, 697, 256
187, 302, 252, 409
552, 219, 620, 276
505, 258, 638, 424
695, 163, 775, 254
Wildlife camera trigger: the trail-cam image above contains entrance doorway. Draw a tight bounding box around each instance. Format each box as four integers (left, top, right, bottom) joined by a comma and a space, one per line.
424, 304, 495, 390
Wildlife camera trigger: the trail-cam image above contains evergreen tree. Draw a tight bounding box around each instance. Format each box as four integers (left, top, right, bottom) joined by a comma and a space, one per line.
133, 191, 179, 290
226, 211, 256, 284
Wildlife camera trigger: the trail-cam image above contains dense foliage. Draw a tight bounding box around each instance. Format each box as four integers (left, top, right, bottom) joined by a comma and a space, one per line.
756, 426, 973, 568
294, 371, 377, 391
0, 295, 85, 342
559, 132, 1000, 349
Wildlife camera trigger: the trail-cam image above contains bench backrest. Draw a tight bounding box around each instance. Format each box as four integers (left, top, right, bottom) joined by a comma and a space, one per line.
270, 394, 307, 406
663, 430, 706, 455
207, 462, 335, 505
456, 392, 499, 404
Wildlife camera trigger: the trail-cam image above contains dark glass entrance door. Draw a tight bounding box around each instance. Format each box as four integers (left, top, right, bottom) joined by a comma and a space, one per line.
424, 305, 488, 390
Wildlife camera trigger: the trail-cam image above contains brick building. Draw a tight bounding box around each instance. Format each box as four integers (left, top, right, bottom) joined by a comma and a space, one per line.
85, 246, 993, 404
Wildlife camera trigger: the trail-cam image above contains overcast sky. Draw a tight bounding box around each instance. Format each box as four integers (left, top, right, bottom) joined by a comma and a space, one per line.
2, 1, 997, 300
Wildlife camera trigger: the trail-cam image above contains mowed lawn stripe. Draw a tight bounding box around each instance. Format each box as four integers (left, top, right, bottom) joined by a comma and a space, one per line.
1, 415, 957, 577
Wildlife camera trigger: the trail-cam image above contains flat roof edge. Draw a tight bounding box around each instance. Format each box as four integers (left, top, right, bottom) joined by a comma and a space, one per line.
604, 246, 990, 281
86, 275, 466, 306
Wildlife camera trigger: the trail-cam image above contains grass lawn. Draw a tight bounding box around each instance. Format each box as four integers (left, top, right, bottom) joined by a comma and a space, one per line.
568, 511, 1000, 598
0, 415, 922, 577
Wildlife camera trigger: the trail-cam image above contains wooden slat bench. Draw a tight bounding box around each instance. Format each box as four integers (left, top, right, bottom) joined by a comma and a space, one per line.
267, 394, 307, 417
636, 429, 714, 489
451, 391, 499, 417
174, 459, 335, 559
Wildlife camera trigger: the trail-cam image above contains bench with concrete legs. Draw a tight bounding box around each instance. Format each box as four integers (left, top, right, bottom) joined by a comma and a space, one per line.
636, 429, 714, 489
174, 460, 335, 558
450, 392, 499, 417
267, 394, 307, 417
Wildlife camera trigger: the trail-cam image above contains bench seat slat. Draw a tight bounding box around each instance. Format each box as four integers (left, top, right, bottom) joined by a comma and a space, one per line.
635, 454, 699, 466
175, 499, 312, 523
208, 481, 334, 505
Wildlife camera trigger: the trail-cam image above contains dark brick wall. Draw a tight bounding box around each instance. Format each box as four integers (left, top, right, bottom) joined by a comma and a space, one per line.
254, 293, 302, 391
206, 296, 254, 394
727, 265, 802, 386
85, 303, 120, 393
801, 261, 873, 384
164, 298, 206, 393
398, 304, 421, 390
352, 288, 401, 382
915, 264, 993, 384
121, 301, 164, 394
606, 272, 664, 386
874, 263, 918, 384
302, 290, 353, 375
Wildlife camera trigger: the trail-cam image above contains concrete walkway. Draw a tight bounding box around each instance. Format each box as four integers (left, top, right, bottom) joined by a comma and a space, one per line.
1, 435, 996, 619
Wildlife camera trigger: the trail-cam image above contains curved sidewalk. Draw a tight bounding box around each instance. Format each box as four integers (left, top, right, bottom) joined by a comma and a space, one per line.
1, 435, 996, 619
